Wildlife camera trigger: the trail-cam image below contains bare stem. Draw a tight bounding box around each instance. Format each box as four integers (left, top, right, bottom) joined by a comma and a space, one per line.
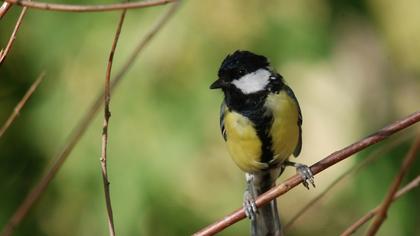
0, 2, 12, 19
284, 133, 413, 232
364, 136, 420, 235
341, 175, 420, 236
100, 8, 127, 236
193, 111, 420, 236
0, 72, 44, 138
4, 0, 174, 12
0, 2, 29, 65
0, 2, 180, 236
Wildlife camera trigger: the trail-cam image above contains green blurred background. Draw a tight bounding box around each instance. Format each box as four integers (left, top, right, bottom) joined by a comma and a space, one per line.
1, 0, 419, 235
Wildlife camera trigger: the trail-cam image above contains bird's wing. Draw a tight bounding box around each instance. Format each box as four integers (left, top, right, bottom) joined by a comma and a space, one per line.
284, 85, 303, 157
220, 99, 228, 141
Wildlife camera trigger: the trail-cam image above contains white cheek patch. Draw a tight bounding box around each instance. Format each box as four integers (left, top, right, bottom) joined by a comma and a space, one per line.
232, 69, 271, 94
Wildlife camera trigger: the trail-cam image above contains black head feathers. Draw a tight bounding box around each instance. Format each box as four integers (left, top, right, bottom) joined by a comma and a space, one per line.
217, 50, 269, 82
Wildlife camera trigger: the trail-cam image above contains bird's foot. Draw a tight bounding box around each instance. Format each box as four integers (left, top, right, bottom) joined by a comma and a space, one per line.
283, 161, 315, 189
295, 163, 315, 189
243, 189, 257, 220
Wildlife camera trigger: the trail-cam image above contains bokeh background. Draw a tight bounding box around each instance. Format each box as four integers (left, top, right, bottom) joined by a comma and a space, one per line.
1, 0, 419, 235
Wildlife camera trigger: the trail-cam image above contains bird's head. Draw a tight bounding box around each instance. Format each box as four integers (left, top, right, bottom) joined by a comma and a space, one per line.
210, 50, 283, 95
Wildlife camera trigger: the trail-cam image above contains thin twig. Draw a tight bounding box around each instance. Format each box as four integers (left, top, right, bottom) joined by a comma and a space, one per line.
0, 72, 44, 138
193, 111, 420, 236
284, 133, 413, 232
0, 2, 12, 19
0, 3, 29, 65
341, 175, 420, 236
100, 8, 127, 236
365, 136, 420, 235
0, 2, 180, 236
4, 0, 174, 12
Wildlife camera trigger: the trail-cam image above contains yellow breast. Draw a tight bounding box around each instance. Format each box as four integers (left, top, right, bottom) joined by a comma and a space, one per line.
265, 90, 300, 164
224, 111, 268, 172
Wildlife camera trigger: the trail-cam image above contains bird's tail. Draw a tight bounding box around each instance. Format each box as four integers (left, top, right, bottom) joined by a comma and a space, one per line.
248, 172, 283, 236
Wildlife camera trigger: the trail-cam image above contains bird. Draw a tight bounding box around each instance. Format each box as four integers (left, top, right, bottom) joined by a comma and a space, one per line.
210, 50, 314, 236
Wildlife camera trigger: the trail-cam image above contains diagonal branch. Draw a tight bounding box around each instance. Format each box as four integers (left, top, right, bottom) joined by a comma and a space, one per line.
0, 2, 12, 19
365, 136, 420, 235
3, 0, 174, 12
100, 8, 127, 236
0, 72, 45, 138
341, 175, 420, 236
0, 2, 180, 236
0, 2, 29, 65
193, 111, 420, 236
284, 133, 413, 232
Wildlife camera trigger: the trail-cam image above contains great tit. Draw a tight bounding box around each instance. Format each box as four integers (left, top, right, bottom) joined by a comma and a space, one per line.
210, 50, 314, 236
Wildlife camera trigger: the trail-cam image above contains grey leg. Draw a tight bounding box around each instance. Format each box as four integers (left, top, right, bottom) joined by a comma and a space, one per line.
244, 173, 258, 220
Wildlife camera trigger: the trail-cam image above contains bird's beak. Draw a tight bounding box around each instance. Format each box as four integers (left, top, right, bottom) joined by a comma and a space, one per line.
210, 78, 227, 89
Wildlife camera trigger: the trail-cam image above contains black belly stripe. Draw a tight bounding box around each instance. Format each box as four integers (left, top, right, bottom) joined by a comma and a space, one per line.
255, 113, 274, 164
241, 107, 274, 165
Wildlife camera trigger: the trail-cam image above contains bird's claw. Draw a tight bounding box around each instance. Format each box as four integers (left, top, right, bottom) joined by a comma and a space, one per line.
295, 163, 315, 189
243, 190, 258, 220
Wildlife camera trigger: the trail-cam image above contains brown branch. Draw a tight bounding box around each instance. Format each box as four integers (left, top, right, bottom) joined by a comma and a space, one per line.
193, 111, 420, 236
0, 72, 44, 138
0, 2, 29, 65
100, 8, 127, 236
0, 2, 12, 19
365, 136, 420, 235
0, 2, 180, 236
284, 133, 413, 232
4, 0, 174, 12
341, 175, 420, 236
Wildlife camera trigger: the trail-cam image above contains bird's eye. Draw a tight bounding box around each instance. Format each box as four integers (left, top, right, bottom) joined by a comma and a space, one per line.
238, 69, 246, 76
